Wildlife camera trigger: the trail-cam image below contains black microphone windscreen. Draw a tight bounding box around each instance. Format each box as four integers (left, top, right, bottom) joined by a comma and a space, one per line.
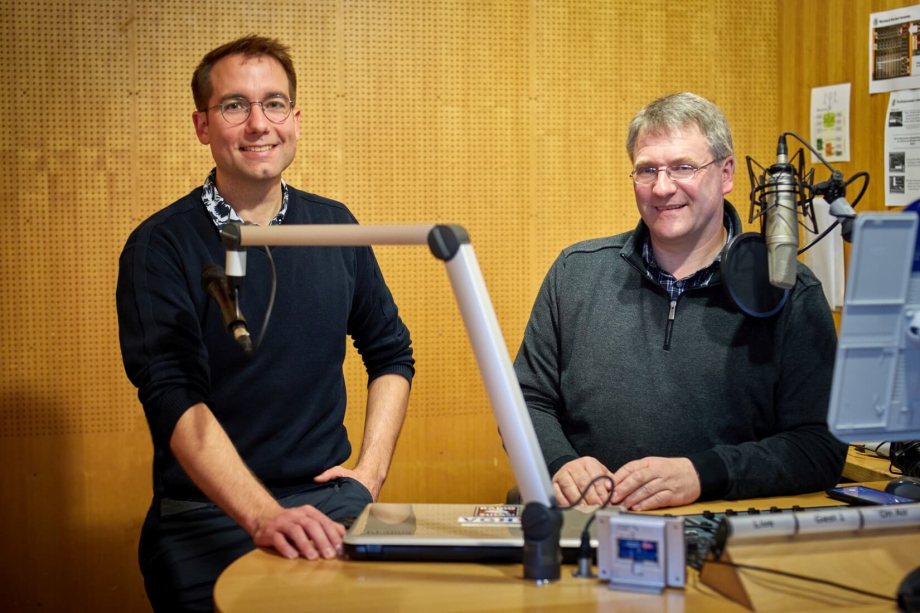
721, 232, 790, 318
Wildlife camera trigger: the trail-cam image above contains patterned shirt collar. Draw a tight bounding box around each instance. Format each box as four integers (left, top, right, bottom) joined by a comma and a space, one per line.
641, 211, 734, 302
201, 168, 288, 229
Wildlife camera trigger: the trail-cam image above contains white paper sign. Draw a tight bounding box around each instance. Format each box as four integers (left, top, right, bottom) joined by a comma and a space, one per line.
884, 89, 920, 207
803, 199, 845, 310
869, 5, 920, 94
811, 84, 851, 163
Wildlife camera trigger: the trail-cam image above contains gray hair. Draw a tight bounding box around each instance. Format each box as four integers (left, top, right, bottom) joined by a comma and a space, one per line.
625, 92, 734, 162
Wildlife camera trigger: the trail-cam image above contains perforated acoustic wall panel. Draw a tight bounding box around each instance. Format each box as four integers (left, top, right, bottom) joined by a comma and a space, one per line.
1, 1, 780, 610
1, 1, 135, 438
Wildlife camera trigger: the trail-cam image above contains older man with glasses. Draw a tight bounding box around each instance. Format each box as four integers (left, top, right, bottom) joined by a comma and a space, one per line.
514, 92, 846, 512
117, 35, 414, 612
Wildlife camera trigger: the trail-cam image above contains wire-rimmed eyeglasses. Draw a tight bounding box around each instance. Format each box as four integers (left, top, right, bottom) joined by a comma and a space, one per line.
204, 95, 294, 126
630, 159, 721, 185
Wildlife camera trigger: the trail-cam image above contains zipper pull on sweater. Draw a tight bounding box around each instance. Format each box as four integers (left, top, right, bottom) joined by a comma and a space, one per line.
664, 299, 677, 350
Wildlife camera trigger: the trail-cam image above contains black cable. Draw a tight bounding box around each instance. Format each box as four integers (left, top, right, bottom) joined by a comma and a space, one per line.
795, 170, 869, 255
705, 560, 897, 602
561, 475, 615, 578
844, 170, 870, 209
684, 519, 716, 533
797, 220, 840, 255
782, 131, 836, 175
559, 475, 615, 510
849, 442, 890, 460
249, 245, 277, 354
891, 442, 920, 478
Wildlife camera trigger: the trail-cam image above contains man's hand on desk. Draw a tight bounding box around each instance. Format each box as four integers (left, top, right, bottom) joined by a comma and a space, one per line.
552, 457, 615, 506
610, 456, 701, 511
252, 504, 347, 561
314, 465, 381, 501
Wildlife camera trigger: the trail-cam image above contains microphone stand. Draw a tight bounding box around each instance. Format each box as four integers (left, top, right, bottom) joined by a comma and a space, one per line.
522, 502, 563, 582
812, 171, 858, 244
219, 222, 562, 582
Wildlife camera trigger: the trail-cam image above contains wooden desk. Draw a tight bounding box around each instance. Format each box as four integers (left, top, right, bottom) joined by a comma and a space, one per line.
215, 485, 903, 612
842, 447, 898, 482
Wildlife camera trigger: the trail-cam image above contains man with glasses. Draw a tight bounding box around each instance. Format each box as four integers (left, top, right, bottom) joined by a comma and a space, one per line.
514, 92, 845, 511
117, 36, 414, 612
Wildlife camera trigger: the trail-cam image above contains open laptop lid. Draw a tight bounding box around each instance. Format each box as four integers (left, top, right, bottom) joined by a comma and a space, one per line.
344, 504, 605, 562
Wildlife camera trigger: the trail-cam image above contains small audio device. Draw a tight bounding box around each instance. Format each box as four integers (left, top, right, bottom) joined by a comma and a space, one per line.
595, 511, 685, 594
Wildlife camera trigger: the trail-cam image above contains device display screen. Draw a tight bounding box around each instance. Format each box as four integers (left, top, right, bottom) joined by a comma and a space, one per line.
617, 538, 658, 562
826, 486, 914, 505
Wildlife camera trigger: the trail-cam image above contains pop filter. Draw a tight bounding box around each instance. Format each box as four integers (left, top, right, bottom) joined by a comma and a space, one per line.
721, 232, 790, 318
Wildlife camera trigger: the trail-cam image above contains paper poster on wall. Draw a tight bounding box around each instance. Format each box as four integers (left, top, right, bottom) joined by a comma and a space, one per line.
885, 89, 920, 207
810, 83, 850, 163
869, 5, 920, 94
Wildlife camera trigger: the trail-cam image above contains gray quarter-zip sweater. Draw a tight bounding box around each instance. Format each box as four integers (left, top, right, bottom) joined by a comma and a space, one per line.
514, 201, 847, 501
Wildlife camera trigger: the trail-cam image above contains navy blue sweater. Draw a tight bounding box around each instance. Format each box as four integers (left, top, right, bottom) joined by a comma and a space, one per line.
117, 187, 414, 502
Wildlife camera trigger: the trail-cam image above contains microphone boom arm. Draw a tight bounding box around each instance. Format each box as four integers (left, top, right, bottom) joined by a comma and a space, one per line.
219, 221, 561, 581
219, 222, 555, 509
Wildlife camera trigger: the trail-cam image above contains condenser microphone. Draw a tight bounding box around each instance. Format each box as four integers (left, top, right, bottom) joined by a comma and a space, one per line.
201, 264, 253, 355
765, 136, 799, 290
728, 131, 869, 318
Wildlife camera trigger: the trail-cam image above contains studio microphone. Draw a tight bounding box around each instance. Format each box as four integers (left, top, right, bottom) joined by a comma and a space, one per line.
201, 264, 254, 355
726, 131, 868, 318
765, 135, 799, 290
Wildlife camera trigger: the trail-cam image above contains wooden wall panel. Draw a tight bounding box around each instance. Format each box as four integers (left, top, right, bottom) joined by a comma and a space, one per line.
778, 0, 919, 216
778, 0, 916, 333
1, 1, 782, 610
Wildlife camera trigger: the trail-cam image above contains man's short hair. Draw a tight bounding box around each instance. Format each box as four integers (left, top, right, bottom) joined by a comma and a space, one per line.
625, 92, 734, 163
192, 35, 297, 112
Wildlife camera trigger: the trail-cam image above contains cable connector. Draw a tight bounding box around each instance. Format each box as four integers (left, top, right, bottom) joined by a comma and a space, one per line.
571, 530, 596, 579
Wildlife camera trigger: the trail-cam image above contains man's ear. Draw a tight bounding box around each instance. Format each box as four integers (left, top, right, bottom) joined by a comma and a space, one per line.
193, 111, 210, 145
721, 155, 735, 196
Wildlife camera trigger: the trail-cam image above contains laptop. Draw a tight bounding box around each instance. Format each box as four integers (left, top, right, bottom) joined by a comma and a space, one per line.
345, 503, 611, 563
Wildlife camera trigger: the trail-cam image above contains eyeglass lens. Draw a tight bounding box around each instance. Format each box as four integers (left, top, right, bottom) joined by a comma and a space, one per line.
632, 162, 710, 184
220, 96, 292, 124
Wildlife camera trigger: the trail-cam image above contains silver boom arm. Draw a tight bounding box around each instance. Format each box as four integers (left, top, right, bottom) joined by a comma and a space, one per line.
220, 223, 555, 507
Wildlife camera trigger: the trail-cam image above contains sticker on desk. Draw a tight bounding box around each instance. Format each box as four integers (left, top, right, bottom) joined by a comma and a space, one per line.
475, 505, 520, 517
457, 506, 522, 525
457, 516, 521, 525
